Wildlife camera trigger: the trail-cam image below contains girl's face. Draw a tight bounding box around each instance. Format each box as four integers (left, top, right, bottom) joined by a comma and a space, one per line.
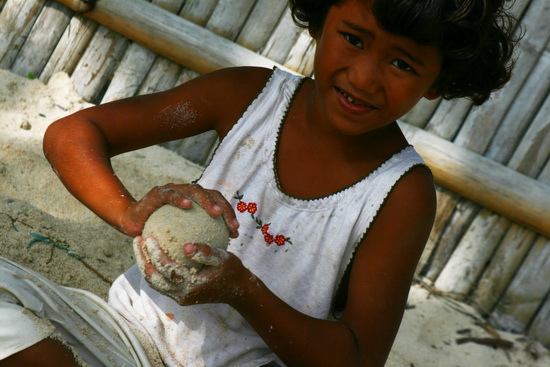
310, 0, 442, 136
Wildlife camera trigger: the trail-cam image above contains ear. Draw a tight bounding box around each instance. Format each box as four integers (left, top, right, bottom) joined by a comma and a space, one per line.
424, 87, 441, 101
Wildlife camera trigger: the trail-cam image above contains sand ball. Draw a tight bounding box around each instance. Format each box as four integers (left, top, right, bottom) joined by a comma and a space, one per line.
142, 204, 229, 271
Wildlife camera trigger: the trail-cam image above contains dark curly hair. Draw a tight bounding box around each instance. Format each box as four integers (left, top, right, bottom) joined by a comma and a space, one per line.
289, 0, 519, 105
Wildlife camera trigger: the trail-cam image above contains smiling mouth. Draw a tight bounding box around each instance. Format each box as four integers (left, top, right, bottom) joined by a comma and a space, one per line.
336, 87, 377, 109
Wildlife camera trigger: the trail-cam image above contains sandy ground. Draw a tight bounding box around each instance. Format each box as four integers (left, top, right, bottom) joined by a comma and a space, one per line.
0, 69, 548, 366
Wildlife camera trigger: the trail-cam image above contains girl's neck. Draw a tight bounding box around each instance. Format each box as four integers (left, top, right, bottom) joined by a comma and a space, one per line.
299, 79, 407, 158
274, 78, 408, 199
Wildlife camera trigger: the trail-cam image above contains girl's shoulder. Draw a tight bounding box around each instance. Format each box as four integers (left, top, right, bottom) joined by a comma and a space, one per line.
197, 66, 274, 94
181, 67, 275, 137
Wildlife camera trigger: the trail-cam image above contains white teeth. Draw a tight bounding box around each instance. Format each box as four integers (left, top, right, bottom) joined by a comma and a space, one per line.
339, 89, 360, 105
344, 92, 360, 105
338, 88, 370, 107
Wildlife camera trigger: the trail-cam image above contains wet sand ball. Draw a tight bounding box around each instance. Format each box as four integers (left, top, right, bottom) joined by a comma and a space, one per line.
142, 204, 229, 271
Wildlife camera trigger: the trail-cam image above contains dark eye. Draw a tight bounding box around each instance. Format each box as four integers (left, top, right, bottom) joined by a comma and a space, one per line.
342, 33, 363, 48
391, 59, 416, 73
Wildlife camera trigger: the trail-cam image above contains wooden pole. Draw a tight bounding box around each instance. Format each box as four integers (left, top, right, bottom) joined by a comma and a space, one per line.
53, 0, 550, 237
53, 0, 290, 75
400, 123, 550, 238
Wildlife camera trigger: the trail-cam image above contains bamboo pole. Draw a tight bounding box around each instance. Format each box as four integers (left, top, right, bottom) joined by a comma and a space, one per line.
10, 1, 73, 79
54, 0, 289, 75
53, 0, 550, 238
399, 123, 550, 238
101, 0, 186, 103
0, 0, 47, 69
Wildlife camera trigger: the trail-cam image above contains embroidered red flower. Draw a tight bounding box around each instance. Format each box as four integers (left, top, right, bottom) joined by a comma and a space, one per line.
274, 235, 286, 246
234, 191, 292, 247
236, 201, 247, 213
247, 202, 257, 214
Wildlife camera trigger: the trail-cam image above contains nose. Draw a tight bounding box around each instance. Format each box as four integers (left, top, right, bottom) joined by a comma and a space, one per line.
347, 54, 381, 95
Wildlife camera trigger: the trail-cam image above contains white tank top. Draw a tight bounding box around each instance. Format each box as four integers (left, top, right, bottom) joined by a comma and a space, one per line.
109, 68, 428, 367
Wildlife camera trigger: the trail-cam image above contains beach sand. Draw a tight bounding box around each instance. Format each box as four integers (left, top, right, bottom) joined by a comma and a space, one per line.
0, 69, 547, 366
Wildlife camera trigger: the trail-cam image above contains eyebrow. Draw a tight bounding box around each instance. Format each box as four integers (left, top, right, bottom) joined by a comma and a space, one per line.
342, 20, 426, 68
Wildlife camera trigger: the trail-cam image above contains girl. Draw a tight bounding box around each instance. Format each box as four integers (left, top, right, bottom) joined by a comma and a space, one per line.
1, 0, 516, 366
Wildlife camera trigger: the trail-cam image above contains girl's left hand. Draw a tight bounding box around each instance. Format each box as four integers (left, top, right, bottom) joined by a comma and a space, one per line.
133, 236, 251, 306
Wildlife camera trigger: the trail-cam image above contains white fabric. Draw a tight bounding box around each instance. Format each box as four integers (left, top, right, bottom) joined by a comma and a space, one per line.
109, 68, 428, 366
0, 256, 151, 366
0, 295, 54, 360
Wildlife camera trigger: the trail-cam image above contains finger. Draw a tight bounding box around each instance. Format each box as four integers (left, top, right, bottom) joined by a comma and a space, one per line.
184, 243, 229, 267
132, 236, 153, 278
128, 185, 192, 232
154, 184, 194, 209
156, 183, 222, 219
178, 183, 227, 218
205, 190, 240, 237
133, 237, 180, 292
144, 237, 190, 282
157, 184, 238, 237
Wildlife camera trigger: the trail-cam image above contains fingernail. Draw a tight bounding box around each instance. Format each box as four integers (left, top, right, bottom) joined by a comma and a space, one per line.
180, 198, 192, 207
232, 218, 240, 229
212, 205, 222, 214
184, 243, 196, 255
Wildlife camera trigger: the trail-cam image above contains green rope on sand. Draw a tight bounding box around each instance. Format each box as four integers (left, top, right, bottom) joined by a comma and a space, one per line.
27, 232, 85, 260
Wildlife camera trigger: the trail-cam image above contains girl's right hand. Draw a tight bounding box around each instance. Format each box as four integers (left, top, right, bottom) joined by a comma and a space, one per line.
132, 237, 249, 306
121, 183, 240, 238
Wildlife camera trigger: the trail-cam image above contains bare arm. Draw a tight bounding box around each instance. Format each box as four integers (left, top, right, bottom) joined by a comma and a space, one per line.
236, 167, 435, 366
43, 67, 272, 236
